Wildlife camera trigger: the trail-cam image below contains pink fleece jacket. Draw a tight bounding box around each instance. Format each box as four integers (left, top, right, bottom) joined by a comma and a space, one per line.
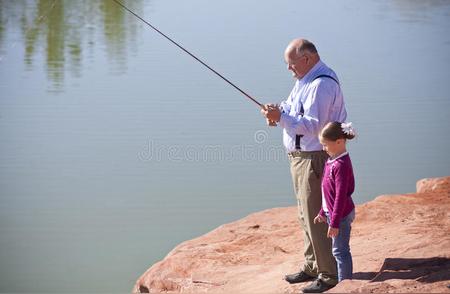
319, 152, 355, 228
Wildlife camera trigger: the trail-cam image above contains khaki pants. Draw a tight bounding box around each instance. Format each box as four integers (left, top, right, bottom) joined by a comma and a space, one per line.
289, 150, 338, 286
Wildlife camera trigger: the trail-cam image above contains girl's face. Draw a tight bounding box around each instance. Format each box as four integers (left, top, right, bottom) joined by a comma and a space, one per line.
320, 137, 346, 158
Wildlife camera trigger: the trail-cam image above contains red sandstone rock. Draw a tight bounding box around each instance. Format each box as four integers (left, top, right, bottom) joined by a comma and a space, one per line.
133, 177, 450, 293
417, 177, 450, 194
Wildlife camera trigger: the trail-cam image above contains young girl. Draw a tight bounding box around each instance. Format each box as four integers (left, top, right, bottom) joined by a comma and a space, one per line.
314, 121, 356, 282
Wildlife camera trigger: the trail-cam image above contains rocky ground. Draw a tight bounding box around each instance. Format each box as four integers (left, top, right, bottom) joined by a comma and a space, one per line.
133, 177, 450, 293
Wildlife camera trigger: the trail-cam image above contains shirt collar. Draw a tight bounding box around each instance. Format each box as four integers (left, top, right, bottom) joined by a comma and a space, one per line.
327, 151, 349, 163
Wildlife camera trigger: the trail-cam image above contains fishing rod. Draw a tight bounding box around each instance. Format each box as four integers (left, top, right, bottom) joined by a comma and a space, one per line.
111, 0, 263, 108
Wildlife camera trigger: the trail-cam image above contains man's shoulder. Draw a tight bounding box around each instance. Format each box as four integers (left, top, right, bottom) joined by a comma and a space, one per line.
306, 75, 340, 98
309, 61, 339, 83
312, 74, 339, 85
309, 70, 339, 86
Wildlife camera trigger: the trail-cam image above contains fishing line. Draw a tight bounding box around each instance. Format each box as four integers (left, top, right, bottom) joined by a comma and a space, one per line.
111, 0, 263, 108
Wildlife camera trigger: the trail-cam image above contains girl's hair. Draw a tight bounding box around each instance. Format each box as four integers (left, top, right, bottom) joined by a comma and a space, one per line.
320, 122, 356, 141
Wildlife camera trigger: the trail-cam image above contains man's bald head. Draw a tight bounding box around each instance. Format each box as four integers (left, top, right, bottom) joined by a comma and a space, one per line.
284, 39, 320, 79
285, 39, 319, 60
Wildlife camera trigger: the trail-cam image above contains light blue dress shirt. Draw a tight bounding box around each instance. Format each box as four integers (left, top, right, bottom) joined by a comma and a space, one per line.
279, 60, 347, 152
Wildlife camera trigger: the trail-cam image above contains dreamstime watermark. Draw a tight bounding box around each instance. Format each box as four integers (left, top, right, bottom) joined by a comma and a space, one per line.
138, 130, 288, 163
253, 129, 269, 144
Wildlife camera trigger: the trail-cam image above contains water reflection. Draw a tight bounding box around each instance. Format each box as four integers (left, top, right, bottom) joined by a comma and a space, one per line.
0, 4, 4, 54
0, 0, 143, 90
377, 0, 450, 24
391, 0, 450, 23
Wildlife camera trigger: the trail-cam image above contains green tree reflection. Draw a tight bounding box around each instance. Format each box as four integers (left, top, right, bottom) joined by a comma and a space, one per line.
0, 0, 143, 91
0, 3, 4, 52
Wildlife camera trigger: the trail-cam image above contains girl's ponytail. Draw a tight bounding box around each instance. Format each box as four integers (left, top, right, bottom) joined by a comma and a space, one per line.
320, 122, 356, 141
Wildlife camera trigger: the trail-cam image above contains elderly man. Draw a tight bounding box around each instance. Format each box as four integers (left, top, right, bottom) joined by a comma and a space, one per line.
262, 39, 347, 293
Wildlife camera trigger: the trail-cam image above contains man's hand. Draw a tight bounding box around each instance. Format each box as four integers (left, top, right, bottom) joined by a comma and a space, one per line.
261, 104, 281, 122
261, 104, 279, 127
313, 214, 326, 224
266, 118, 277, 126
265, 104, 281, 122
327, 227, 339, 238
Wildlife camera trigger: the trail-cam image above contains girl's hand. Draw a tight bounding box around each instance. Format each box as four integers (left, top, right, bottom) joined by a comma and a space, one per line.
327, 227, 339, 238
314, 214, 326, 224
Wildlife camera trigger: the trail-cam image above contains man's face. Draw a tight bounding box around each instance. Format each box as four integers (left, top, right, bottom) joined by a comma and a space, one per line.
284, 49, 308, 79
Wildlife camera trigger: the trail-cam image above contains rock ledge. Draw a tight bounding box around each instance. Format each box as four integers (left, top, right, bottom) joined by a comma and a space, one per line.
134, 177, 450, 293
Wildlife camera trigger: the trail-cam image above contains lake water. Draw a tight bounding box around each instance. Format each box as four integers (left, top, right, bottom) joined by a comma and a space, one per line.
1, 0, 449, 292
